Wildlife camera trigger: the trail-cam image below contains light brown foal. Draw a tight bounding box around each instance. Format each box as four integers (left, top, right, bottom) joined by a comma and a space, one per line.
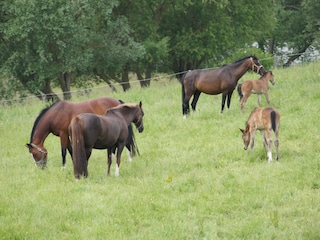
240, 107, 280, 162
237, 71, 275, 112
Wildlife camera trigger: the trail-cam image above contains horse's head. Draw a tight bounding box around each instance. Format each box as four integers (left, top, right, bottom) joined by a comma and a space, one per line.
268, 71, 275, 85
250, 55, 266, 76
133, 101, 144, 133
25, 143, 48, 169
239, 127, 250, 150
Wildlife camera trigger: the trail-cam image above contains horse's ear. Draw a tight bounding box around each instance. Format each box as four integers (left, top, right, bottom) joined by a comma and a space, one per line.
239, 128, 245, 133
139, 101, 142, 107
25, 143, 32, 149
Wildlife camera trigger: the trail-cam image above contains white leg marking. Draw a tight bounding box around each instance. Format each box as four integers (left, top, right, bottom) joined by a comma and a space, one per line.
115, 164, 120, 177
267, 151, 272, 162
127, 149, 132, 162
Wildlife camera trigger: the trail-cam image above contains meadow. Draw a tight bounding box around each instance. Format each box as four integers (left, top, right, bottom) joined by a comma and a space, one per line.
1, 62, 320, 239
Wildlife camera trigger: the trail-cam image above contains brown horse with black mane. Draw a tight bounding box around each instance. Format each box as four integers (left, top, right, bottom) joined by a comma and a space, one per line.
237, 71, 275, 112
26, 97, 138, 168
181, 55, 266, 116
69, 102, 144, 178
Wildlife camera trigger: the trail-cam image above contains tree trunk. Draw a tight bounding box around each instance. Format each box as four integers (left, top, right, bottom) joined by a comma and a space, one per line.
59, 71, 72, 100
40, 80, 60, 102
135, 64, 150, 88
120, 64, 130, 91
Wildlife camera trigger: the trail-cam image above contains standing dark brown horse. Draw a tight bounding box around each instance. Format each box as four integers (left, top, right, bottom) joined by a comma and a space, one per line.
26, 97, 138, 168
69, 102, 144, 178
181, 55, 266, 116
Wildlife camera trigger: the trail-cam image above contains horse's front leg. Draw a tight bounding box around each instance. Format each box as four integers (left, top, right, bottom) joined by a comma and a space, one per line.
221, 94, 227, 113
249, 130, 256, 154
257, 94, 261, 106
264, 92, 271, 105
107, 148, 113, 176
115, 144, 125, 177
226, 92, 234, 110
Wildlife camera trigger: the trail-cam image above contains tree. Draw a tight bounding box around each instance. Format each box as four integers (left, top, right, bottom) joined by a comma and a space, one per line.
262, 0, 320, 67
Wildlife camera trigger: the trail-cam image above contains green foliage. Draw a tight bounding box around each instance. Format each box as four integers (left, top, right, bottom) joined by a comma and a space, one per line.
1, 62, 320, 239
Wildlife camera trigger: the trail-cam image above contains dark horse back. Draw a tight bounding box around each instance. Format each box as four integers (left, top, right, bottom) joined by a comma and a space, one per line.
118, 99, 139, 156
270, 110, 277, 132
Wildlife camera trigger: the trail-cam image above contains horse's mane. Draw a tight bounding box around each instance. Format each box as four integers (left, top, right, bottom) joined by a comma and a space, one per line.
29, 101, 60, 142
220, 55, 255, 68
232, 55, 255, 64
108, 103, 135, 111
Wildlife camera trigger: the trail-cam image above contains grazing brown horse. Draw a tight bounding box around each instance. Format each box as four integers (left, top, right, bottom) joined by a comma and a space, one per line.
237, 71, 275, 112
26, 97, 138, 168
181, 55, 266, 116
240, 107, 280, 162
69, 102, 144, 179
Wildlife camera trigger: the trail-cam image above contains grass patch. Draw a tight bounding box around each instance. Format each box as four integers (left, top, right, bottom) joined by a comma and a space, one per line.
1, 63, 320, 239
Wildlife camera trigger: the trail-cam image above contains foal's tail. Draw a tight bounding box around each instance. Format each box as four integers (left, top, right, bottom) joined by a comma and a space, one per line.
69, 116, 88, 179
118, 99, 139, 157
237, 83, 243, 100
271, 110, 277, 132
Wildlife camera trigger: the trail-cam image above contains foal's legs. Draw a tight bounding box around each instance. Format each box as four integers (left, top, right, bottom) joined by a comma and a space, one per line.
264, 92, 271, 105
191, 90, 201, 112
240, 90, 251, 112
264, 129, 273, 162
274, 129, 279, 160
257, 94, 261, 106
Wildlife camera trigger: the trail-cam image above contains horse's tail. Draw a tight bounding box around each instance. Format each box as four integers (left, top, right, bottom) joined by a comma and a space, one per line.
271, 110, 277, 132
69, 116, 88, 179
237, 83, 243, 100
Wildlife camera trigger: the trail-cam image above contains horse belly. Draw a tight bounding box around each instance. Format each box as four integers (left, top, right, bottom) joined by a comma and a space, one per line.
195, 80, 223, 95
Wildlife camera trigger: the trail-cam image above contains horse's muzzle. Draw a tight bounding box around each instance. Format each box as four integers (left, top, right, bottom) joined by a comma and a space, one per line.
35, 159, 47, 169
243, 146, 248, 150
138, 126, 144, 133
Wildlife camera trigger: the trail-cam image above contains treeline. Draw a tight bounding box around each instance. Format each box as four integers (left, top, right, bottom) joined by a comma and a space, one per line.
0, 0, 319, 101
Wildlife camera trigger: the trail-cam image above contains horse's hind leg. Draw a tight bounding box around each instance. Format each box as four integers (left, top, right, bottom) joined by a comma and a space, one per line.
264, 130, 273, 162
191, 90, 201, 112
115, 144, 125, 177
182, 95, 191, 116
107, 149, 113, 176
274, 129, 279, 161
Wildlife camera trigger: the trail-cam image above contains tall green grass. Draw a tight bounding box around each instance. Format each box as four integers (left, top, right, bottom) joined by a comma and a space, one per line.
1, 62, 320, 239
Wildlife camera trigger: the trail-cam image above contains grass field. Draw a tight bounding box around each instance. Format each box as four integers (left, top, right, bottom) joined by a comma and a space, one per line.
1, 62, 320, 239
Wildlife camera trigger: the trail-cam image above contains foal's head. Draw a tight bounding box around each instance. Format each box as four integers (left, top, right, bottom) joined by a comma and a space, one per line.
239, 126, 250, 150
262, 71, 275, 85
